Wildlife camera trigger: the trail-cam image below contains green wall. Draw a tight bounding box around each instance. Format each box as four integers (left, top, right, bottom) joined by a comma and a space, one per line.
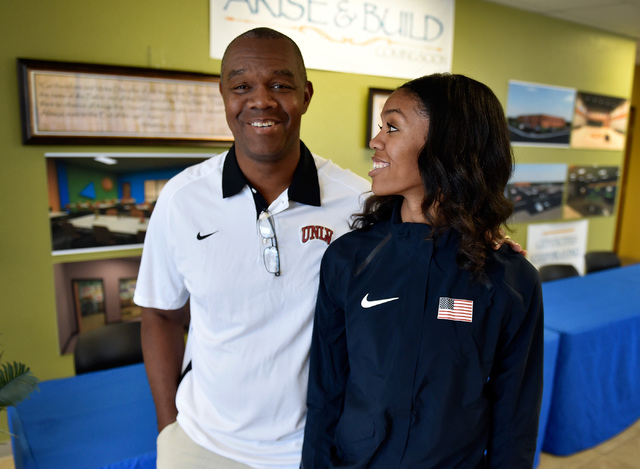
63, 163, 119, 205
451, 2, 636, 251
0, 0, 636, 436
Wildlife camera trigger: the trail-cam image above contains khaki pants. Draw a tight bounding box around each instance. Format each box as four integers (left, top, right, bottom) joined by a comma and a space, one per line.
157, 421, 253, 469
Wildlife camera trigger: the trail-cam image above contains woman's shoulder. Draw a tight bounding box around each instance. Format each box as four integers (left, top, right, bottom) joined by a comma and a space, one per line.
485, 247, 541, 299
331, 223, 388, 249
322, 223, 390, 269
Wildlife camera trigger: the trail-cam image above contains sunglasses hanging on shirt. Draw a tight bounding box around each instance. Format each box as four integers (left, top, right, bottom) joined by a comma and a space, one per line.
257, 210, 281, 276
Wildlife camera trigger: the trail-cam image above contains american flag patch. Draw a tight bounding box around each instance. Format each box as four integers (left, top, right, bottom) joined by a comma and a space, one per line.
438, 297, 473, 322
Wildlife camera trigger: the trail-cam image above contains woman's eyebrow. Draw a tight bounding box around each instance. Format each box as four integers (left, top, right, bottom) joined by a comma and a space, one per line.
382, 108, 405, 119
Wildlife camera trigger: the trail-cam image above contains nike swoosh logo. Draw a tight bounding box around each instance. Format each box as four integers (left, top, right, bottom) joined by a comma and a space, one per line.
197, 231, 218, 240
361, 293, 400, 308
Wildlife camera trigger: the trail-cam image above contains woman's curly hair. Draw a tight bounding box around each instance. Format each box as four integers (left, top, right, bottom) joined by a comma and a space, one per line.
352, 73, 514, 275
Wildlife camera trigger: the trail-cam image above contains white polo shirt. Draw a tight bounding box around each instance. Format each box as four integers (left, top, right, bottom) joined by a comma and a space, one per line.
134, 143, 369, 468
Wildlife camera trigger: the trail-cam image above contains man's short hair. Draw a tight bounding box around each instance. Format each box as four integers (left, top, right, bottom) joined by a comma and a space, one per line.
221, 27, 307, 82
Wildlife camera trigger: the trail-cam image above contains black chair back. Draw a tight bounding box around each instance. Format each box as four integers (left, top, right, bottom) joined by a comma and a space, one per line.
538, 264, 580, 282
74, 321, 143, 374
585, 251, 621, 274
92, 225, 117, 245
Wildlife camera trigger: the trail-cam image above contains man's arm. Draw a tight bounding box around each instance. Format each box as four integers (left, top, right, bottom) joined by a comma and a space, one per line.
141, 305, 189, 432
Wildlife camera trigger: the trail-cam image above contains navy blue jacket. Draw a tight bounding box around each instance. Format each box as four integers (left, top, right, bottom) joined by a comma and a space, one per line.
302, 208, 544, 468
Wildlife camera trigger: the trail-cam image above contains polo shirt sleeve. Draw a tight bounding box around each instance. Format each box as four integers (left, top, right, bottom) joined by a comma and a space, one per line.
486, 262, 544, 468
133, 183, 189, 311
301, 250, 349, 468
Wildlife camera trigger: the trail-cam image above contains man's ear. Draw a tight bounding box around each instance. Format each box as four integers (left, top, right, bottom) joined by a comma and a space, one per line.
302, 81, 314, 114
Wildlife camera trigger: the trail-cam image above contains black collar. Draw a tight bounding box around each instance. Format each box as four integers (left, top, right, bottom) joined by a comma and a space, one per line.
222, 142, 321, 207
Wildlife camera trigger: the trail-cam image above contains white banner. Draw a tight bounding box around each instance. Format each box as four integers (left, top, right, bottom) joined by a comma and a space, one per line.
526, 220, 588, 275
210, 0, 454, 79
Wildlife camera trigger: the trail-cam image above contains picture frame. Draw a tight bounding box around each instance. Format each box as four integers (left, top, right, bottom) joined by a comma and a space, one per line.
570, 91, 629, 150
72, 279, 106, 331
505, 80, 575, 148
118, 277, 142, 321
18, 58, 233, 146
366, 88, 393, 146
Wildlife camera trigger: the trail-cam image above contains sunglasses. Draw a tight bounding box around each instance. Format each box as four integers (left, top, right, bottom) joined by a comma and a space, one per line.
257, 210, 280, 276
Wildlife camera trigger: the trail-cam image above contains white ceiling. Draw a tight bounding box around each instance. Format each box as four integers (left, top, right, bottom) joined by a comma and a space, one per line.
484, 0, 640, 64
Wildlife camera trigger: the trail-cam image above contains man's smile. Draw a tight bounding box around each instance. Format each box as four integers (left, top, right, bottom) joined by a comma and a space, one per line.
250, 120, 277, 128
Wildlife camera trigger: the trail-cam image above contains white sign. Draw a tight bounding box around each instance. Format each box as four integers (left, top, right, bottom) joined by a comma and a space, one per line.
210, 0, 455, 79
527, 220, 588, 275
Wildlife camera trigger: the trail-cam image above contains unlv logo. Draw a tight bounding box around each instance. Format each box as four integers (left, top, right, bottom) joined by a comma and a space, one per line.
301, 225, 334, 245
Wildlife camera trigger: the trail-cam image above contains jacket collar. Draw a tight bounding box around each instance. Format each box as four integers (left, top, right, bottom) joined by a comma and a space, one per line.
389, 198, 459, 250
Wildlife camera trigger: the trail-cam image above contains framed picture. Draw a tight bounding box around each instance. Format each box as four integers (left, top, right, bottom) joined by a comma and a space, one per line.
570, 91, 629, 150
72, 279, 106, 331
505, 80, 575, 148
18, 58, 233, 146
118, 278, 142, 320
366, 88, 393, 145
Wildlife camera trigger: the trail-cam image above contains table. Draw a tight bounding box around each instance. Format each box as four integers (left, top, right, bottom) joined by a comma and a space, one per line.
8, 363, 157, 469
534, 328, 560, 468
49, 211, 69, 219
69, 214, 149, 236
541, 264, 640, 455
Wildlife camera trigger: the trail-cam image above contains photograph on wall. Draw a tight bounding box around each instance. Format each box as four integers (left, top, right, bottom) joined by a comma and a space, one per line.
55, 258, 141, 354
506, 81, 576, 147
48, 154, 214, 254
505, 164, 567, 223
366, 88, 394, 145
564, 165, 620, 219
570, 92, 630, 150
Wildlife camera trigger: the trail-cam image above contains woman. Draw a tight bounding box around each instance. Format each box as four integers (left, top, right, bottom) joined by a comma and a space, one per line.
302, 74, 543, 468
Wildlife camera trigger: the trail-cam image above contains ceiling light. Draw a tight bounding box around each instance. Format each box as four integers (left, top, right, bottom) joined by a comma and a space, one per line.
94, 155, 118, 165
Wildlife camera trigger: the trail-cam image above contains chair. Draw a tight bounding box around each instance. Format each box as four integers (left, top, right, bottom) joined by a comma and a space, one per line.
585, 251, 621, 274
538, 264, 580, 282
74, 321, 143, 374
93, 224, 117, 245
129, 208, 145, 219
61, 219, 81, 238
60, 220, 94, 248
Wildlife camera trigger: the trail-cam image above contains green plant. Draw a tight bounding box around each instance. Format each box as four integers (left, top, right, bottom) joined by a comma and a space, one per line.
0, 352, 39, 412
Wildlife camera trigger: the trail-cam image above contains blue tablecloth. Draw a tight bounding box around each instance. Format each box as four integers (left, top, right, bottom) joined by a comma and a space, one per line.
541, 264, 640, 455
8, 363, 157, 469
534, 328, 560, 468
12, 266, 637, 466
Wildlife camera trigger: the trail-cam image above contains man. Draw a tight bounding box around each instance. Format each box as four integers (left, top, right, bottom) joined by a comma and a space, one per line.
135, 27, 525, 469
134, 27, 370, 468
